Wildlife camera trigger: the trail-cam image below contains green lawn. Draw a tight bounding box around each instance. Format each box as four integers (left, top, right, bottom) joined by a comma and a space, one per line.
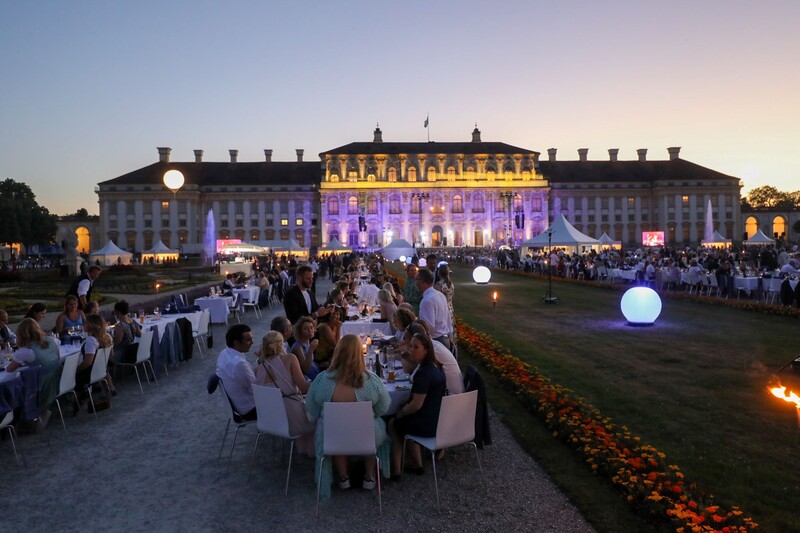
451, 265, 800, 532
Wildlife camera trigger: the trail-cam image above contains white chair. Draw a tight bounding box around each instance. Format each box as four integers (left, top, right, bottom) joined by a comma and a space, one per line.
227, 293, 242, 325
706, 274, 721, 298
242, 294, 261, 318
54, 352, 81, 431
316, 401, 382, 516
216, 378, 256, 464
192, 309, 211, 358
402, 390, 483, 509
596, 265, 609, 282
1, 410, 26, 466
114, 329, 156, 395
249, 385, 306, 492
766, 277, 784, 305
86, 346, 112, 419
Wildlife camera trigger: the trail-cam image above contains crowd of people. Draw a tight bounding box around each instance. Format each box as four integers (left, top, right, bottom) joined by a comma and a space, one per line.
213, 252, 464, 497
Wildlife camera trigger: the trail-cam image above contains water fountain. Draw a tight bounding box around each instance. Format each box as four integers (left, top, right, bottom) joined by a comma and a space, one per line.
204, 209, 216, 265
704, 199, 714, 242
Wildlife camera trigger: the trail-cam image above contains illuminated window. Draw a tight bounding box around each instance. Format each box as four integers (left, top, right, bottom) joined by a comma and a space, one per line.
452, 194, 463, 213
295, 218, 303, 226
161, 201, 170, 212
773, 216, 786, 238
348, 170, 358, 181
407, 167, 417, 182
280, 218, 289, 226
472, 193, 484, 213
447, 166, 456, 176
347, 196, 359, 215
513, 194, 523, 211
681, 195, 689, 206
178, 230, 188, 244
295, 229, 305, 247
330, 174, 339, 182
366, 195, 378, 215
427, 167, 436, 181
250, 230, 260, 240
628, 197, 635, 208
328, 196, 339, 216
389, 194, 401, 214
388, 167, 397, 182
532, 197, 542, 212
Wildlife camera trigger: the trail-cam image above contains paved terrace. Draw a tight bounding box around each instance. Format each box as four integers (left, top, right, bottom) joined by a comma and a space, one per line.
2, 278, 592, 532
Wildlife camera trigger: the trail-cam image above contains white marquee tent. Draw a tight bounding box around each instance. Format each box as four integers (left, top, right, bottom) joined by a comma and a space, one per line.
597, 232, 622, 249
141, 240, 180, 262
521, 214, 601, 252
701, 230, 732, 247
381, 239, 415, 261
89, 240, 132, 266
744, 229, 775, 245
319, 237, 352, 255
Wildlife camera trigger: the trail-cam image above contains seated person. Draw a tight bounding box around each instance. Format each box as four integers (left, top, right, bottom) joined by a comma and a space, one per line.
378, 289, 398, 329
55, 295, 87, 336
306, 334, 390, 495
75, 314, 117, 396
254, 331, 315, 457
24, 302, 48, 324
402, 321, 463, 395
6, 318, 62, 419
270, 315, 293, 354
215, 324, 256, 420
111, 300, 142, 363
388, 330, 446, 478
84, 300, 101, 316
315, 310, 341, 370
290, 316, 320, 380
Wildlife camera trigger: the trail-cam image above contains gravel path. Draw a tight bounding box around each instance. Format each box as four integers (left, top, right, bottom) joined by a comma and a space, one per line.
2, 278, 593, 532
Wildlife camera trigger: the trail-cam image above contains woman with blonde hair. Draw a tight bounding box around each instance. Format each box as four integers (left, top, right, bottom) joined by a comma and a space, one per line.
76, 313, 116, 395
306, 334, 390, 497
6, 318, 62, 417
382, 282, 403, 306
255, 331, 316, 457
378, 289, 398, 330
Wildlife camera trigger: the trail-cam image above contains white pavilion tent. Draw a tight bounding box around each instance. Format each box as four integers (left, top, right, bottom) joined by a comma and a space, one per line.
89, 240, 132, 266
520, 214, 601, 253
141, 240, 180, 262
701, 230, 732, 247
381, 239, 415, 261
744, 229, 775, 245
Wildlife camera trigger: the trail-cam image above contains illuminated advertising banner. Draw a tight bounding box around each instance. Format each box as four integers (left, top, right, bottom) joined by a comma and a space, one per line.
216, 239, 242, 253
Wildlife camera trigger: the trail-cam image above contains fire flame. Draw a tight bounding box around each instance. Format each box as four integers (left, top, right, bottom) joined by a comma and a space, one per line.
769, 385, 800, 409
492, 291, 498, 302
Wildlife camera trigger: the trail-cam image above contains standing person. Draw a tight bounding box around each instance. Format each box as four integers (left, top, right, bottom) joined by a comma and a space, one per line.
435, 264, 455, 327
402, 263, 422, 315
416, 268, 453, 350
283, 264, 332, 325
67, 265, 102, 311
215, 324, 257, 420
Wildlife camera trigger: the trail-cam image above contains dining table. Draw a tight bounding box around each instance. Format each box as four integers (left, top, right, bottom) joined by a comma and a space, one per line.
194, 296, 233, 324
341, 314, 393, 338
232, 286, 260, 305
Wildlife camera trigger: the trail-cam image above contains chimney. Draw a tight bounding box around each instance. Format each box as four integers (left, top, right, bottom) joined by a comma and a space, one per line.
296, 149, 304, 162
471, 125, 481, 143
193, 149, 204, 163
373, 125, 383, 143
229, 150, 238, 163
667, 146, 681, 160
578, 148, 588, 162
608, 148, 619, 162
547, 148, 557, 162
157, 147, 171, 164
264, 149, 273, 163
637, 148, 647, 162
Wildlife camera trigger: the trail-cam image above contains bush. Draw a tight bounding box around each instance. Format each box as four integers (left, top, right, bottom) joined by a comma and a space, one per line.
0, 270, 22, 283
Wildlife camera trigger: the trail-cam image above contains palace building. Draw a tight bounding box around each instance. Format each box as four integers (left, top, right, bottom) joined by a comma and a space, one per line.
95, 126, 742, 254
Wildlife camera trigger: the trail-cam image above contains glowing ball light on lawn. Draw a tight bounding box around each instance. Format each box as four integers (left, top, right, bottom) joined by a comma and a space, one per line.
472, 266, 491, 285
620, 287, 662, 326
399, 255, 406, 263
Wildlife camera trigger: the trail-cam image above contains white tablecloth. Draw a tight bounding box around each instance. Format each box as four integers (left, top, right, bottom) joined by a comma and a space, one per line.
610, 269, 637, 282
341, 319, 392, 338
734, 277, 761, 294
140, 312, 202, 341
233, 286, 259, 304
381, 361, 411, 415
194, 297, 233, 324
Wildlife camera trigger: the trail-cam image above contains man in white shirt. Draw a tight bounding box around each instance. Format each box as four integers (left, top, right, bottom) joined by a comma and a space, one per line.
416, 268, 453, 350
215, 324, 256, 420
358, 277, 381, 306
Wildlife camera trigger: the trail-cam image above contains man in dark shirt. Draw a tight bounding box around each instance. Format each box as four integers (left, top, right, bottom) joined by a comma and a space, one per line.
283, 264, 333, 324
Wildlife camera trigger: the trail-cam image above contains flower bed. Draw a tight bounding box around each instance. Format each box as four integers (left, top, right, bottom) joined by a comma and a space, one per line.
456, 320, 758, 532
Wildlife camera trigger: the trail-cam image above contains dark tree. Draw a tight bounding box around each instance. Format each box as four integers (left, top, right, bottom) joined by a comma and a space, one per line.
0, 179, 58, 249
72, 208, 89, 218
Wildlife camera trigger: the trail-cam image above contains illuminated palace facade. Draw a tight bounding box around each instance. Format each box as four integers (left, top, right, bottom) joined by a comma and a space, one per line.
95, 126, 742, 253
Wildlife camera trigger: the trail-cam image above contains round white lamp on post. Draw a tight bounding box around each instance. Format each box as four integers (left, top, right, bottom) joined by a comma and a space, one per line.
163, 169, 185, 194
472, 265, 491, 284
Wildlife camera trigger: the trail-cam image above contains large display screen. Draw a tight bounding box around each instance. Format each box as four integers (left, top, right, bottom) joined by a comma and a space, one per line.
642, 231, 664, 247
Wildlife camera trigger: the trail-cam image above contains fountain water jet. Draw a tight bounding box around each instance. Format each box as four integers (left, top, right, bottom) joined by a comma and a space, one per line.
204, 209, 216, 265
704, 199, 714, 242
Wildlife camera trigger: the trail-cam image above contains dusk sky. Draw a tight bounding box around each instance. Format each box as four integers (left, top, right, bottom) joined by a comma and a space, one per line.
2, 1, 798, 216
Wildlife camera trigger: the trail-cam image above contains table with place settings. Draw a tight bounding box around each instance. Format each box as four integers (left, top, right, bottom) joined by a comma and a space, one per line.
194, 296, 233, 324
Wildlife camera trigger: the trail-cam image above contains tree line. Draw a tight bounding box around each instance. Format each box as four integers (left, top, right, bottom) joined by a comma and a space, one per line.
742, 186, 800, 210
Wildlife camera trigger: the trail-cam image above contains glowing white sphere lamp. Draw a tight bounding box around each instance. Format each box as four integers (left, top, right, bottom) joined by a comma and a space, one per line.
419, 258, 427, 268
472, 265, 491, 285
620, 287, 662, 326
399, 255, 407, 263
163, 169, 185, 194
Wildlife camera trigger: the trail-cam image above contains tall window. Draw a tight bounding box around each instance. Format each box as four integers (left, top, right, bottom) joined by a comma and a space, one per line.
328, 196, 339, 216
773, 216, 786, 238
407, 167, 417, 182
295, 229, 305, 247
411, 196, 421, 214
681, 195, 689, 206
366, 195, 378, 215
427, 167, 437, 181
388, 167, 397, 182
389, 194, 401, 214
347, 196, 359, 215
348, 230, 359, 246
513, 194, 523, 211
532, 197, 542, 212
473, 193, 484, 213
452, 194, 463, 213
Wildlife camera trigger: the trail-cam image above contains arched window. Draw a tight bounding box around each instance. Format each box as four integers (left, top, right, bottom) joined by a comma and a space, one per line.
279, 229, 290, 240
447, 166, 456, 176
143, 231, 154, 250
388, 167, 397, 182
452, 194, 463, 213
745, 216, 758, 239
472, 193, 484, 213
250, 229, 260, 241
368, 229, 379, 246
431, 194, 444, 215
328, 229, 339, 243
773, 216, 786, 239
427, 167, 437, 181
367, 195, 378, 215
348, 230, 359, 246
295, 229, 305, 247
234, 229, 245, 241
265, 229, 276, 240
75, 227, 91, 254
125, 231, 136, 250
347, 196, 359, 215
219, 229, 230, 240
160, 230, 171, 246
328, 196, 339, 216
178, 230, 188, 245
513, 194, 523, 211
407, 167, 417, 182
389, 194, 401, 214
